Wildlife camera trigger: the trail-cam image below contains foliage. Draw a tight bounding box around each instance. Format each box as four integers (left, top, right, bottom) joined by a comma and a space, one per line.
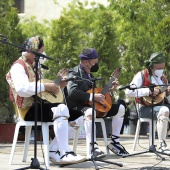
155, 14, 170, 78
19, 16, 50, 39
19, 0, 170, 101
0, 0, 25, 123
45, 1, 121, 102
88, 8, 121, 101
108, 0, 170, 100
1, 0, 170, 118
45, 1, 98, 78
45, 15, 83, 79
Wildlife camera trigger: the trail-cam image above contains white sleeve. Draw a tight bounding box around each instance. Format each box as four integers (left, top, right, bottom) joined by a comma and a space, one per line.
125, 71, 150, 98
10, 63, 45, 97
89, 93, 93, 101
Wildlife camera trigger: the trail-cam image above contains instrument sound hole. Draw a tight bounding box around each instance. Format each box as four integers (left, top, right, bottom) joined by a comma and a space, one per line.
50, 93, 57, 98
103, 105, 107, 109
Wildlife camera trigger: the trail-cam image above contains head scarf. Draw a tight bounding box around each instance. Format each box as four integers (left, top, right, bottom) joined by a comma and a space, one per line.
79, 48, 98, 60
22, 36, 44, 52
145, 52, 165, 69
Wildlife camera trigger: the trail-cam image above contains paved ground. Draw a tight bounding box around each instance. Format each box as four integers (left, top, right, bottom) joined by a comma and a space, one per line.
0, 134, 170, 170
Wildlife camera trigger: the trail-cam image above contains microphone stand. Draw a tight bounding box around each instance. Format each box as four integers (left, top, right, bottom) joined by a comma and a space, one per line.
74, 77, 123, 170
122, 84, 170, 161
0, 37, 53, 169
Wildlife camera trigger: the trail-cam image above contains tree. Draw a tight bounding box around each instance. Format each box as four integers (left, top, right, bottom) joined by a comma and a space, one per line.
0, 0, 25, 122
2, 0, 170, 112
155, 14, 170, 78
45, 1, 121, 102
87, 8, 122, 100
19, 16, 50, 39
109, 0, 170, 95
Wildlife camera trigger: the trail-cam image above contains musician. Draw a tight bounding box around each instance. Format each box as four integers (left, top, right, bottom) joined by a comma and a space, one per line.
125, 52, 170, 154
6, 36, 86, 164
66, 48, 129, 158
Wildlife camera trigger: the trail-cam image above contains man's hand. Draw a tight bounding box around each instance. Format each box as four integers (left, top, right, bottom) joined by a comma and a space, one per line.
60, 76, 68, 89
109, 78, 119, 92
44, 83, 60, 94
167, 86, 170, 92
149, 87, 160, 96
94, 93, 105, 103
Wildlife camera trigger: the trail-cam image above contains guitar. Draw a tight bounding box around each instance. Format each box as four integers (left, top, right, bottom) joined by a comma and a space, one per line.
86, 66, 122, 117
38, 68, 69, 103
142, 86, 170, 106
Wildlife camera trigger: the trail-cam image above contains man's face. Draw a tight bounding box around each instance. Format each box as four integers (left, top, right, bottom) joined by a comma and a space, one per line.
27, 46, 45, 63
87, 58, 98, 68
152, 63, 165, 71
38, 46, 45, 54
151, 63, 165, 77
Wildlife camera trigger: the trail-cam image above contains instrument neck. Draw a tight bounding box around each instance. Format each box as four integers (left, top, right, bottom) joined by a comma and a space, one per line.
101, 77, 115, 95
54, 77, 62, 86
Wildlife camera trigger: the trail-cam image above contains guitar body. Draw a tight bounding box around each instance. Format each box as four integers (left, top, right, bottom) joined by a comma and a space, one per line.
143, 87, 165, 106
86, 88, 112, 117
38, 79, 63, 103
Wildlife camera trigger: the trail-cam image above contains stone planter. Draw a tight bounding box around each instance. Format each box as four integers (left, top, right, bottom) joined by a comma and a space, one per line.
0, 123, 16, 143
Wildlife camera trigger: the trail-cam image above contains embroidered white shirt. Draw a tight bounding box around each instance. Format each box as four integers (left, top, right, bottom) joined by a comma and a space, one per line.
10, 63, 45, 98
125, 71, 164, 98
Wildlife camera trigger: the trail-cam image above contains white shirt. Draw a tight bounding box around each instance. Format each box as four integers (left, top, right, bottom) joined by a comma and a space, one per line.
10, 63, 45, 98
125, 71, 164, 98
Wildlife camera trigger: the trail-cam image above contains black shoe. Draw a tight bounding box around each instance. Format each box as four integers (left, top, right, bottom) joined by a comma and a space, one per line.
90, 142, 106, 160
157, 140, 170, 154
107, 135, 129, 156
92, 147, 106, 159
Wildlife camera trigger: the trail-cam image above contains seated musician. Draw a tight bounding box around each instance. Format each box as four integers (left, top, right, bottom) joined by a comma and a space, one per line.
6, 36, 86, 164
66, 48, 129, 158
125, 52, 170, 154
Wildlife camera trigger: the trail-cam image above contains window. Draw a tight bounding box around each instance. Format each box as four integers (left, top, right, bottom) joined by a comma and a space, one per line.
14, 0, 25, 13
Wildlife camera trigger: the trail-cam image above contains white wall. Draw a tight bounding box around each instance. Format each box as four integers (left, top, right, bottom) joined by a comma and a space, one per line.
19, 0, 109, 22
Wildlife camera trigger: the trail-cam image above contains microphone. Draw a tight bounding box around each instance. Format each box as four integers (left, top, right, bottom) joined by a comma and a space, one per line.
119, 85, 131, 91
40, 64, 49, 70
65, 76, 78, 82
90, 77, 103, 81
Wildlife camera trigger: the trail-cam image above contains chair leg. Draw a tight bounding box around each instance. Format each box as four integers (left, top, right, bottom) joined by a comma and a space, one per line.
132, 119, 141, 151
23, 126, 32, 162
42, 123, 50, 167
73, 127, 80, 153
9, 123, 20, 164
100, 119, 110, 155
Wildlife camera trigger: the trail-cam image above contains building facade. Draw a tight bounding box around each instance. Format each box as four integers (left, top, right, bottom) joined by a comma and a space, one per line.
14, 0, 109, 22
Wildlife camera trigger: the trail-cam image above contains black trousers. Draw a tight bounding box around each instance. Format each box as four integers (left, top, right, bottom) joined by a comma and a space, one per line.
24, 102, 84, 122
103, 103, 121, 118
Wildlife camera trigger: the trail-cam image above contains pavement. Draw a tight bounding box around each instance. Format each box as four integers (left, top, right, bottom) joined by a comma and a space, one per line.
0, 134, 170, 170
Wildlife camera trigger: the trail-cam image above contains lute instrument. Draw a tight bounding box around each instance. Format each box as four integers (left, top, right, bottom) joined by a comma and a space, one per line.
38, 68, 69, 103
86, 66, 122, 117
142, 85, 170, 106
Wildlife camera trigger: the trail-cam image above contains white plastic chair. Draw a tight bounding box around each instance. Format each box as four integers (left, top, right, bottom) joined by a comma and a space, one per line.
62, 88, 109, 155
132, 118, 156, 151
132, 100, 156, 151
8, 104, 54, 167
9, 104, 80, 167
95, 118, 110, 155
